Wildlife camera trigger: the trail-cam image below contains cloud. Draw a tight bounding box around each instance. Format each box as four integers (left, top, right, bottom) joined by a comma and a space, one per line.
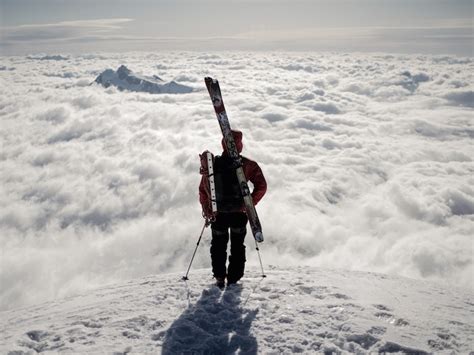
311, 102, 341, 114
0, 51, 472, 311
261, 112, 287, 123
1, 18, 134, 44
443, 90, 474, 108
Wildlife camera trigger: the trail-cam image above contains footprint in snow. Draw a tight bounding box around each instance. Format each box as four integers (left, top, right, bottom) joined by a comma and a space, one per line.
394, 318, 409, 326
112, 345, 132, 355
278, 314, 294, 323
427, 331, 459, 351
298, 285, 314, 294
375, 312, 410, 326
345, 333, 380, 350
150, 320, 165, 330
16, 330, 65, 353
71, 320, 103, 328
367, 326, 386, 336
375, 311, 393, 320
378, 341, 428, 354
373, 304, 392, 312
331, 293, 351, 300
124, 315, 149, 331
26, 330, 49, 342
122, 330, 140, 339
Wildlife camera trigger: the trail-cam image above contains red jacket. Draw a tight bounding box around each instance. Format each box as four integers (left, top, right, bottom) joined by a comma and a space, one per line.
199, 154, 267, 214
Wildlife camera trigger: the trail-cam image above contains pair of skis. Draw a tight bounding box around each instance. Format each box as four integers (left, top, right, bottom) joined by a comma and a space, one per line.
204, 77, 264, 243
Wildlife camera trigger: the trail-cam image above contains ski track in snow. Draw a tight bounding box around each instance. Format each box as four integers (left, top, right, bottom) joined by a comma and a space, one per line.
1, 267, 472, 354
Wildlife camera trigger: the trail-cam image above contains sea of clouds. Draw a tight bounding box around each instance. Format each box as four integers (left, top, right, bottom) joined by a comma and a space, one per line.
0, 52, 472, 311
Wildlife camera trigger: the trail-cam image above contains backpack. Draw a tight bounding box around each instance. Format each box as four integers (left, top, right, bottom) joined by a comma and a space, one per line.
213, 155, 244, 212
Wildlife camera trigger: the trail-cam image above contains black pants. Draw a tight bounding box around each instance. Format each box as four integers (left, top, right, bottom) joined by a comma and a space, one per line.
210, 212, 248, 283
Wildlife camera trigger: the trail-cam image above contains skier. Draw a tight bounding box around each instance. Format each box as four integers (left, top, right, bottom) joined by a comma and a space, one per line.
199, 130, 267, 288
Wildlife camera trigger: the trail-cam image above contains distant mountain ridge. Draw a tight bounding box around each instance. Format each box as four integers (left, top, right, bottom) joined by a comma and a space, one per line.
95, 65, 194, 94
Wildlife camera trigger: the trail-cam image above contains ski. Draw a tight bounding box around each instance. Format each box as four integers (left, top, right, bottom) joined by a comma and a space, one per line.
204, 77, 264, 243
199, 150, 217, 216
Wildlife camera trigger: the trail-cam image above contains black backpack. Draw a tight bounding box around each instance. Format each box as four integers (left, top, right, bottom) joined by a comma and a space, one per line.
214, 155, 244, 212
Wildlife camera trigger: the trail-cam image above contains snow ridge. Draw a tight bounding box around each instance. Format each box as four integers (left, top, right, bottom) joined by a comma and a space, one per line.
94, 65, 194, 94
1, 267, 472, 354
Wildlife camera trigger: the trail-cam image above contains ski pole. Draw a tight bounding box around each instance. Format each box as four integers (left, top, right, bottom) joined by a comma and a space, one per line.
253, 238, 266, 278
182, 220, 209, 281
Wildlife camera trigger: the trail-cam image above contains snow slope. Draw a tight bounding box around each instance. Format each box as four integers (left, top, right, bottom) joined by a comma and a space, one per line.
1, 267, 472, 354
94, 65, 194, 94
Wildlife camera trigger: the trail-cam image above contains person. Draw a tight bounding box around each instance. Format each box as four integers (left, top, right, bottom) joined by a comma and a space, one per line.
199, 130, 267, 288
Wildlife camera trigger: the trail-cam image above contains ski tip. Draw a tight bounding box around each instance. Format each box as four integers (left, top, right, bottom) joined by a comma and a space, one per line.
204, 77, 218, 85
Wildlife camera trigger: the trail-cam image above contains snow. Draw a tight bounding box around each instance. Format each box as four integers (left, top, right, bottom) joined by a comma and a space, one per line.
94, 65, 194, 94
0, 267, 472, 353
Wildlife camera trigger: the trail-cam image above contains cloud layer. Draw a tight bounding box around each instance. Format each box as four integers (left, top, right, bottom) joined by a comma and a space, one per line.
0, 52, 472, 310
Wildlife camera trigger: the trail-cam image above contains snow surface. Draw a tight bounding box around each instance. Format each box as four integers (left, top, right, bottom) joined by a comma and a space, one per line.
0, 52, 473, 314
1, 267, 472, 354
94, 65, 194, 94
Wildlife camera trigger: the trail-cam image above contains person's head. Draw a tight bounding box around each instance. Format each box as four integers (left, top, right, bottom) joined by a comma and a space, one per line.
222, 130, 243, 153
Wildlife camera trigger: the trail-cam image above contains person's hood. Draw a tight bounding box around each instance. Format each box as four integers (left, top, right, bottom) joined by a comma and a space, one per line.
222, 130, 243, 153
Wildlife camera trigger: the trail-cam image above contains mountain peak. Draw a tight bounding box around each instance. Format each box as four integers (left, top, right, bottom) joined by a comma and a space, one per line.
116, 64, 131, 78
94, 66, 193, 94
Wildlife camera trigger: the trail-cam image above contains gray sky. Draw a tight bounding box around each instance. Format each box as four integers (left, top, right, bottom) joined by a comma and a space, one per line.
0, 0, 472, 55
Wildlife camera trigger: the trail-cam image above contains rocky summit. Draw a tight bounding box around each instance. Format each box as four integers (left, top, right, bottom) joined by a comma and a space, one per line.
95, 65, 193, 94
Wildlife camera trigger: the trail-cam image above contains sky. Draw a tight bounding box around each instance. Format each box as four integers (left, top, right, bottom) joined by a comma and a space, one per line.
0, 0, 473, 55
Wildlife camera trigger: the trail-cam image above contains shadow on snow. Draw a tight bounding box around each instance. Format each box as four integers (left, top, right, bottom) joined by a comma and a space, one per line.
162, 284, 258, 354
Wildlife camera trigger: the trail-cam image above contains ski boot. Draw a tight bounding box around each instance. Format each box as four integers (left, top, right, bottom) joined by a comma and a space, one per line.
215, 276, 225, 289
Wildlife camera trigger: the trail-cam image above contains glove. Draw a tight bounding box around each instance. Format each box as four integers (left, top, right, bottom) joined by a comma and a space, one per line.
202, 204, 215, 221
